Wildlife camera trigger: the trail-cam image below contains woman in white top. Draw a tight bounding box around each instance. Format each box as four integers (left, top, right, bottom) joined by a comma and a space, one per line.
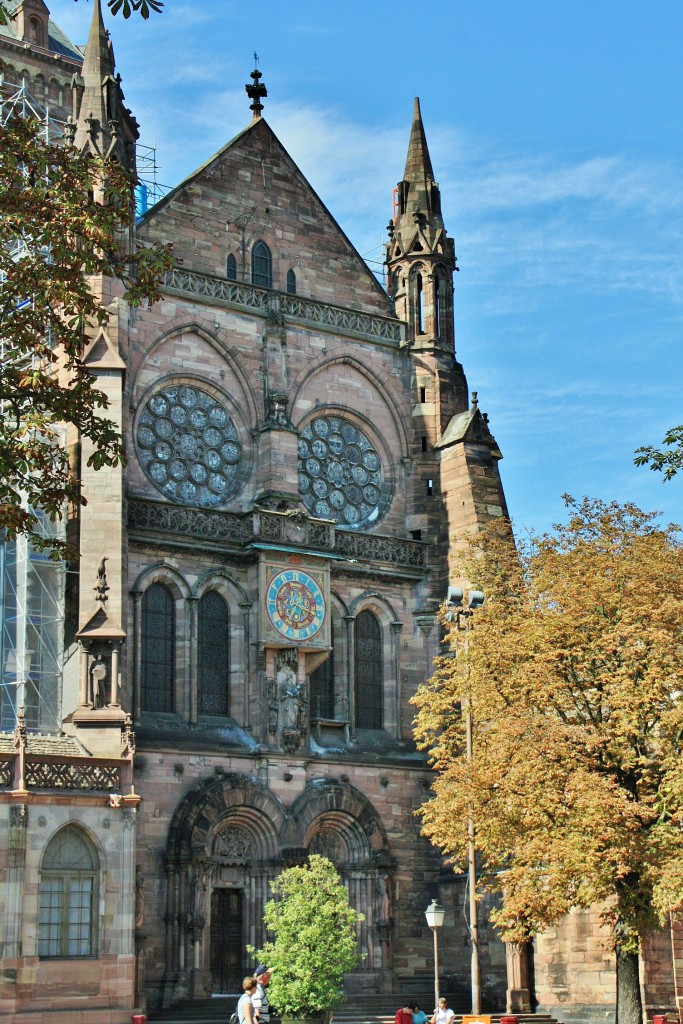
432, 997, 455, 1024
237, 977, 258, 1024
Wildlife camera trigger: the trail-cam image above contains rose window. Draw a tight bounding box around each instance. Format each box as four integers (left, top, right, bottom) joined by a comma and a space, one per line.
297, 415, 386, 529
136, 385, 242, 507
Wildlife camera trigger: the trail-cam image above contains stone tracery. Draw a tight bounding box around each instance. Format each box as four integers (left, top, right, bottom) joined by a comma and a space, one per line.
297, 415, 387, 529
136, 384, 243, 508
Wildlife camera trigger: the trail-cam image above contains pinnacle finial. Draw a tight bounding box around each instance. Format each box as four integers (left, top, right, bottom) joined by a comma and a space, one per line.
245, 57, 267, 119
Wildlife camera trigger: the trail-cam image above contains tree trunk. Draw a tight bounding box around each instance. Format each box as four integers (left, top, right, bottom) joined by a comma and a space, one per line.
616, 947, 643, 1024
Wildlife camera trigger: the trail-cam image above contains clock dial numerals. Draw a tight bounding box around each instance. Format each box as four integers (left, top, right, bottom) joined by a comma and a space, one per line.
266, 570, 326, 642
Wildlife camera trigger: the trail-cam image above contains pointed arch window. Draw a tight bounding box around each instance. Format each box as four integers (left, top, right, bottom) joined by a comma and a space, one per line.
141, 582, 175, 712
286, 268, 297, 295
251, 240, 272, 289
310, 628, 334, 719
226, 253, 237, 281
28, 17, 45, 47
434, 274, 441, 338
198, 590, 230, 716
38, 827, 99, 958
416, 273, 424, 334
355, 611, 382, 730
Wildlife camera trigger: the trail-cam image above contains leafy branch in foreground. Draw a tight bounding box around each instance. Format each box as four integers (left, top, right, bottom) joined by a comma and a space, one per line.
635, 425, 683, 481
0, 115, 172, 556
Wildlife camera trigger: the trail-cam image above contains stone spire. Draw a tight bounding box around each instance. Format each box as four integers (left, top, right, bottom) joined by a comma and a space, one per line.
69, 0, 138, 171
386, 98, 457, 350
401, 97, 437, 219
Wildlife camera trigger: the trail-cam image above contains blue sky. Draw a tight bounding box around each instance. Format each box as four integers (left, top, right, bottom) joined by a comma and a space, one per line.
57, 0, 683, 536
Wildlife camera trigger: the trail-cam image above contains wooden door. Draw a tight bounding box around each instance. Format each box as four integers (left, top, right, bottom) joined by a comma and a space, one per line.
210, 888, 243, 994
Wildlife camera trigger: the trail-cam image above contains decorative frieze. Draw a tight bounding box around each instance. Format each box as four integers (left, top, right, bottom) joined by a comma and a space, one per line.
128, 498, 252, 543
161, 267, 403, 345
0, 758, 12, 787
280, 293, 403, 344
23, 759, 122, 791
162, 267, 270, 312
334, 530, 427, 568
128, 499, 426, 569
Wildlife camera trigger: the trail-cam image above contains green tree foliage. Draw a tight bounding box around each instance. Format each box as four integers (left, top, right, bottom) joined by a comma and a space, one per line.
248, 855, 363, 1018
0, 116, 172, 556
635, 425, 683, 480
413, 498, 683, 1024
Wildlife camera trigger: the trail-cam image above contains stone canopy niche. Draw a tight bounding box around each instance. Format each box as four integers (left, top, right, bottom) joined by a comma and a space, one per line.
72, 557, 128, 756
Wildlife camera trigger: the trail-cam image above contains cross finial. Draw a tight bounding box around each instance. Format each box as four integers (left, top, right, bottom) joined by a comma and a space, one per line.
245, 59, 267, 119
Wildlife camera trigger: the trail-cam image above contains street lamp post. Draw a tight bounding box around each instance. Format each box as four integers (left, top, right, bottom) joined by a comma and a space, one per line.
425, 899, 445, 1014
445, 586, 485, 1016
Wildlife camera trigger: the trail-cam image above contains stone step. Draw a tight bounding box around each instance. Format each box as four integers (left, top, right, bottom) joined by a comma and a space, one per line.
149, 1000, 559, 1024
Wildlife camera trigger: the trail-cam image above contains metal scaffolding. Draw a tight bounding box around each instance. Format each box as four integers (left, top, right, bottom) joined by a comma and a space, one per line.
0, 518, 65, 732
0, 72, 171, 206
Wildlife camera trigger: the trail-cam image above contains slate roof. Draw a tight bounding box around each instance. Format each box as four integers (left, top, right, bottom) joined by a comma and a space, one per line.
0, 732, 89, 756
0, 5, 83, 63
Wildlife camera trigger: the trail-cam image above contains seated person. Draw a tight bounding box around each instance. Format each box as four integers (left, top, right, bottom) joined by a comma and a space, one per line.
395, 1002, 414, 1024
432, 998, 455, 1024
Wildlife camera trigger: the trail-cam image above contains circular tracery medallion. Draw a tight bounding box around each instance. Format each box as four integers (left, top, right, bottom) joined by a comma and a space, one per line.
266, 569, 325, 642
136, 384, 243, 507
297, 415, 386, 529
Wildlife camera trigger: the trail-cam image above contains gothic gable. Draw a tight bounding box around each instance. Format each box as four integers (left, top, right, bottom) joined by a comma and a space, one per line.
139, 117, 391, 317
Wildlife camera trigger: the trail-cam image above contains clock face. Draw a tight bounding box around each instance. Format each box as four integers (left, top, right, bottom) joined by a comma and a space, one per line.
266, 569, 326, 642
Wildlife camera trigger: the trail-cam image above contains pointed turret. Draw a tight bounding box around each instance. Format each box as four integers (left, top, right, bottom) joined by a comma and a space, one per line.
386, 97, 457, 351
69, 0, 138, 172
401, 97, 436, 220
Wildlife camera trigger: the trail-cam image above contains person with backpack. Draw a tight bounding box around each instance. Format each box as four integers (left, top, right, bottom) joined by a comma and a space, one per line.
252, 964, 272, 1024
236, 976, 258, 1024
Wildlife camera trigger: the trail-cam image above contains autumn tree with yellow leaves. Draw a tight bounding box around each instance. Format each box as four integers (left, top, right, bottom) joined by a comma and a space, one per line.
413, 498, 683, 1024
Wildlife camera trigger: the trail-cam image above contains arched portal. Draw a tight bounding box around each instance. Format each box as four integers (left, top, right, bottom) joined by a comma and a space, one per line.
162, 774, 286, 1005
289, 780, 394, 983
162, 775, 394, 1007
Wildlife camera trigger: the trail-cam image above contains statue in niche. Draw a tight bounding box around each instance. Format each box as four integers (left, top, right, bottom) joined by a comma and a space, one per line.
188, 868, 209, 934
266, 676, 279, 734
277, 650, 305, 731
135, 864, 145, 930
376, 873, 392, 921
90, 653, 108, 708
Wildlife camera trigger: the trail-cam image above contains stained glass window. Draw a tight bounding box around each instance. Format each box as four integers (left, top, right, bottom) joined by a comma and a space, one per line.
141, 582, 175, 712
310, 628, 334, 719
198, 591, 230, 716
251, 240, 272, 289
355, 611, 382, 729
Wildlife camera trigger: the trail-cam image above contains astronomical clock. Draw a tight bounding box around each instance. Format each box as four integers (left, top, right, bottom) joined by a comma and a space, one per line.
260, 558, 330, 652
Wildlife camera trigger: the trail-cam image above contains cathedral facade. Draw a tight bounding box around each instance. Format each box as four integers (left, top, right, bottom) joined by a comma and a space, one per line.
0, 4, 681, 1024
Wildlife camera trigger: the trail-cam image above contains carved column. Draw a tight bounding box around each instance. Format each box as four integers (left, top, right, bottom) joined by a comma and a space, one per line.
345, 615, 356, 738
110, 641, 121, 706
132, 589, 143, 721
79, 642, 91, 706
391, 620, 403, 739
240, 602, 252, 729
188, 596, 199, 724
506, 940, 532, 1012
3, 804, 28, 957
